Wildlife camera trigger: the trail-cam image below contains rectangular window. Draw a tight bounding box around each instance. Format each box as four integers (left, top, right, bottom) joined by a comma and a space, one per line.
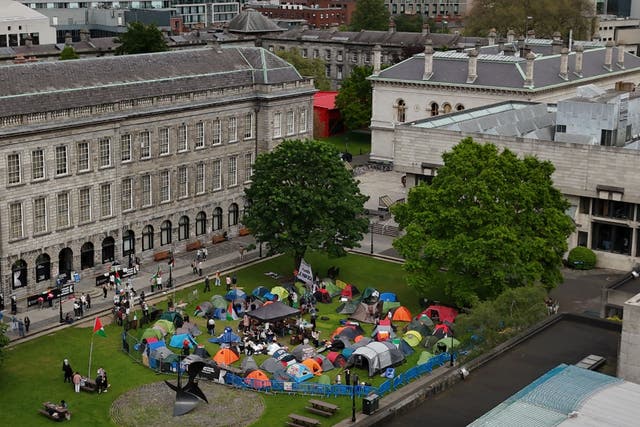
593, 199, 634, 220
196, 163, 205, 194
140, 131, 151, 159
244, 113, 254, 139
9, 202, 23, 239
122, 178, 133, 211
33, 197, 47, 234
244, 152, 253, 182
337, 65, 343, 79
286, 110, 295, 135
556, 124, 566, 133
212, 159, 222, 190
228, 155, 238, 187
325, 64, 331, 77
55, 146, 68, 175
98, 137, 111, 168
100, 183, 112, 217
178, 166, 188, 198
325, 49, 331, 60
196, 122, 205, 148
273, 112, 282, 138
159, 128, 170, 155
142, 174, 152, 206
79, 187, 91, 222
213, 119, 222, 145
32, 149, 45, 180
300, 108, 308, 133
178, 124, 188, 151
229, 117, 238, 142
160, 170, 170, 202
579, 197, 591, 214
78, 141, 90, 172
121, 134, 132, 162
7, 153, 20, 184
57, 192, 70, 228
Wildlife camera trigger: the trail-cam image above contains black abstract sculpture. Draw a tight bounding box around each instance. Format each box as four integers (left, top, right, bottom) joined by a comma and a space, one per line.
164, 360, 209, 416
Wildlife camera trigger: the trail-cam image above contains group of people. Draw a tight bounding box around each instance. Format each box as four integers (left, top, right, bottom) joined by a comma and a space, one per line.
72, 293, 92, 318
63, 359, 109, 394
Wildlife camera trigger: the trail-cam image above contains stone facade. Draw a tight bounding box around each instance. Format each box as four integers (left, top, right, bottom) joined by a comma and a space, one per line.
0, 46, 315, 301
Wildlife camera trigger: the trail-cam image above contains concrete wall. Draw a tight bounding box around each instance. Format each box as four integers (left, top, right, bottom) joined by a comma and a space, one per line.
619, 293, 640, 382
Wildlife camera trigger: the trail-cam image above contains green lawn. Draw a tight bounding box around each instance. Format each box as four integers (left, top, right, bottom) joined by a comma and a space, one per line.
2, 252, 419, 427
318, 131, 371, 156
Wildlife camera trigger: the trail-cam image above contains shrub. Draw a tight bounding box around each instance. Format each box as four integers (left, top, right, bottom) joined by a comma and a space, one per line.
567, 246, 596, 270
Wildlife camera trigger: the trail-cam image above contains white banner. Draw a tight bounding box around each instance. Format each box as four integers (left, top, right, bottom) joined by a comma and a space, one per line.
297, 258, 314, 285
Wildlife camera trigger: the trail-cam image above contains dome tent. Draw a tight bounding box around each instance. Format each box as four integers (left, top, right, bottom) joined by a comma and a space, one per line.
244, 369, 271, 389
347, 341, 405, 377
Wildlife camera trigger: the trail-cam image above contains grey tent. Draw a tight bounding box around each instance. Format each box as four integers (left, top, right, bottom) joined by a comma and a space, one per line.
351, 337, 374, 350
210, 294, 228, 309
195, 301, 214, 317
176, 322, 202, 337
292, 344, 316, 362
272, 368, 290, 381
347, 341, 405, 377
336, 300, 360, 315
260, 357, 284, 374
350, 302, 380, 324
398, 339, 415, 356
318, 355, 335, 372
246, 301, 300, 322
150, 346, 174, 361
241, 356, 260, 374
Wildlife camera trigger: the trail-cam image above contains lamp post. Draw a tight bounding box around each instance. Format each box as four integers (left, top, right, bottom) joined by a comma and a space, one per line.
351, 374, 359, 422
450, 330, 455, 367
58, 281, 64, 323
370, 222, 374, 254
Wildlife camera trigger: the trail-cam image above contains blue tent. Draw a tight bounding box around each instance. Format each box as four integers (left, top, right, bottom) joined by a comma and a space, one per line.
148, 340, 166, 352
286, 363, 314, 383
208, 327, 241, 344
252, 286, 275, 302
213, 307, 227, 319
225, 289, 247, 301
379, 292, 397, 302
169, 333, 197, 349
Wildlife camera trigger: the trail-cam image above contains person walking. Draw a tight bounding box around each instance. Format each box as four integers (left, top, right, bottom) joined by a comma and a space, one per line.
24, 316, 31, 333
72, 372, 82, 393
204, 275, 211, 293
62, 360, 73, 383
203, 247, 208, 260
215, 271, 221, 287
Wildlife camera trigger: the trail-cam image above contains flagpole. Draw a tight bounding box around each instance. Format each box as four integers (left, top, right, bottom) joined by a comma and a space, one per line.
88, 334, 95, 379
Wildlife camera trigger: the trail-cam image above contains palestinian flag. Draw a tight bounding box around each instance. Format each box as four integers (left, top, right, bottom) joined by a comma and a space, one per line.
226, 302, 238, 321
194, 305, 203, 317
114, 271, 122, 288
93, 317, 107, 337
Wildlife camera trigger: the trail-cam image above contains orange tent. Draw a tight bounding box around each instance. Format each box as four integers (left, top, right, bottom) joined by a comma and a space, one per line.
244, 369, 271, 389
392, 306, 412, 322
330, 326, 346, 339
213, 348, 239, 365
302, 358, 323, 375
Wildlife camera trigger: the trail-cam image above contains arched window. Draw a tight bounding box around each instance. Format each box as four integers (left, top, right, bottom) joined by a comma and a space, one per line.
101, 237, 115, 264
142, 225, 154, 251
58, 248, 73, 279
430, 102, 439, 116
455, 104, 465, 111
228, 203, 239, 226
178, 216, 189, 241
442, 103, 452, 114
81, 241, 95, 269
35, 253, 51, 282
122, 230, 135, 257
11, 259, 27, 289
161, 220, 172, 246
196, 211, 207, 235
396, 99, 406, 123
213, 207, 223, 231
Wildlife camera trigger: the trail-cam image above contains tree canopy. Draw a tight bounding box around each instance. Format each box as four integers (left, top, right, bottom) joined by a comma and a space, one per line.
335, 66, 373, 130
243, 139, 369, 267
276, 49, 331, 91
115, 22, 168, 55
59, 45, 79, 60
464, 0, 594, 40
392, 138, 575, 307
350, 0, 390, 31
393, 13, 424, 33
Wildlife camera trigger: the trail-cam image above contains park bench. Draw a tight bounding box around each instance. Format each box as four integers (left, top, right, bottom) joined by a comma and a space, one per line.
212, 234, 226, 244
306, 399, 339, 417
153, 250, 171, 262
39, 402, 71, 421
186, 240, 202, 251
80, 378, 97, 393
287, 413, 320, 427
238, 227, 251, 236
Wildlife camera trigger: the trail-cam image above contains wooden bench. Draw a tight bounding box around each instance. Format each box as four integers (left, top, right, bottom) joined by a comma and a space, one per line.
305, 406, 333, 417
39, 402, 71, 421
308, 399, 339, 416
80, 379, 97, 393
288, 413, 321, 427
212, 234, 226, 244
153, 250, 171, 261
238, 227, 251, 236
186, 240, 202, 251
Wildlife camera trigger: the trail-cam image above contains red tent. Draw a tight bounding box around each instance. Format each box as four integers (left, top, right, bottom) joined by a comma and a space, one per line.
326, 351, 347, 368
341, 284, 353, 299
419, 305, 458, 323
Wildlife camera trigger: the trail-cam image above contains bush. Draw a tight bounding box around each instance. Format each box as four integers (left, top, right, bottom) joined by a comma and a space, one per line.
567, 246, 596, 270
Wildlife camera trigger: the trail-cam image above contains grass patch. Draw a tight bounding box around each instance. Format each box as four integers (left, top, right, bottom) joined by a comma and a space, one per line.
318, 131, 371, 155
2, 251, 421, 427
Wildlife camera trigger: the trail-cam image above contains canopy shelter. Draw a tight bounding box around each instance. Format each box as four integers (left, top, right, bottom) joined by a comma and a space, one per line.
252, 286, 275, 302
392, 306, 412, 322
208, 327, 241, 344
350, 302, 380, 324
194, 301, 214, 317
246, 301, 299, 322
286, 363, 314, 383
213, 348, 240, 365
169, 333, 197, 349
270, 286, 289, 301
245, 369, 271, 389
210, 294, 228, 309
347, 341, 405, 377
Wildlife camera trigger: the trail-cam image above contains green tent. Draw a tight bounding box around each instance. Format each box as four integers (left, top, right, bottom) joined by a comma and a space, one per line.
154, 319, 176, 335
271, 286, 289, 301
403, 330, 423, 347
323, 280, 342, 298
417, 351, 434, 365
432, 337, 460, 354
317, 374, 331, 385
382, 301, 401, 314
160, 311, 184, 327
141, 328, 164, 340
210, 294, 228, 309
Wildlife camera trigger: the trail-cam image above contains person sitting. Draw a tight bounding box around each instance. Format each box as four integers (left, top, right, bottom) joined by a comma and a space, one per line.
64, 313, 74, 324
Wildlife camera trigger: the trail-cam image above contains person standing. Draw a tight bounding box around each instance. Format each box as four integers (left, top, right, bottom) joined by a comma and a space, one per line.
203, 247, 208, 260
345, 368, 351, 386
232, 274, 237, 288
204, 275, 211, 293
17, 319, 25, 337
226, 275, 232, 291
198, 261, 203, 277
182, 339, 190, 356
86, 293, 91, 309
102, 284, 108, 298
24, 316, 31, 333
215, 271, 221, 287
72, 372, 82, 393
207, 316, 216, 336
62, 360, 73, 383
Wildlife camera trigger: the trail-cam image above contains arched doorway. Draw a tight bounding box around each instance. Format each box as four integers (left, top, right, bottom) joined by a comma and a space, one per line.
11, 259, 27, 289
178, 216, 189, 241
123, 230, 135, 257
35, 253, 51, 282
102, 237, 115, 264
81, 242, 95, 270
58, 248, 73, 279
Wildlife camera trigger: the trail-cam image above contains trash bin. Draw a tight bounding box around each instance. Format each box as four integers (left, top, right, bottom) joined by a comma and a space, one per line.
362, 394, 379, 415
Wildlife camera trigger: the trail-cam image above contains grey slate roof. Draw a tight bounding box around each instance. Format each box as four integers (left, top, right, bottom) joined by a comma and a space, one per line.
374, 46, 640, 91
0, 47, 302, 117
227, 8, 285, 34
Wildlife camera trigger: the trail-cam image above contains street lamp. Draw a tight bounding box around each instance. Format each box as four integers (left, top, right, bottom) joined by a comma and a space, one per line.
351, 374, 359, 422
58, 281, 64, 323
370, 222, 374, 254
450, 330, 455, 367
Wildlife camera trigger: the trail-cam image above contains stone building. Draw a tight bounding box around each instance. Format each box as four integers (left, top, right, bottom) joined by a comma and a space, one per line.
0, 46, 314, 300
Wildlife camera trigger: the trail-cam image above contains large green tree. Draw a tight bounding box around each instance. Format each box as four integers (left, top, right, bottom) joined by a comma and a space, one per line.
464, 0, 594, 40
392, 138, 575, 307
276, 49, 330, 91
335, 66, 372, 130
243, 139, 369, 268
115, 22, 168, 55
350, 0, 390, 31
393, 13, 424, 33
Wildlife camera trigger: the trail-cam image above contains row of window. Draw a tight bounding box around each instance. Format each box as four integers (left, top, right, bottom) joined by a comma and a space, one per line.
394, 99, 465, 123
273, 109, 308, 138
7, 154, 252, 240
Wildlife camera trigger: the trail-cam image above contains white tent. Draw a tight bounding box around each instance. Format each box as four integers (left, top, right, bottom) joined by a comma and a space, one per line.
348, 341, 404, 376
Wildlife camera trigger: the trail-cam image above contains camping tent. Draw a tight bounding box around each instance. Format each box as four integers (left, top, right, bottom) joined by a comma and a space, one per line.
252, 286, 275, 302
225, 289, 247, 302
169, 333, 197, 349
360, 287, 380, 304
241, 356, 259, 374
154, 319, 176, 335
379, 292, 397, 302
193, 345, 211, 359
347, 341, 405, 377
245, 370, 271, 389
323, 281, 342, 298
331, 325, 365, 340
314, 289, 332, 304
210, 294, 228, 309
160, 311, 184, 328
326, 351, 347, 368
392, 306, 412, 322
371, 322, 395, 341
406, 317, 433, 337
292, 344, 316, 362
213, 348, 240, 365
417, 351, 434, 365
194, 301, 214, 317
141, 327, 164, 340
433, 324, 452, 338
419, 305, 458, 323
336, 300, 360, 315
286, 363, 314, 383
350, 302, 380, 324
382, 301, 401, 315
433, 337, 460, 354
403, 330, 423, 347
212, 307, 227, 320
317, 374, 331, 385
302, 358, 323, 375
397, 339, 414, 356
176, 322, 202, 337
273, 349, 297, 364
315, 355, 335, 372
246, 301, 299, 322
260, 357, 284, 374
270, 286, 289, 301
208, 327, 241, 344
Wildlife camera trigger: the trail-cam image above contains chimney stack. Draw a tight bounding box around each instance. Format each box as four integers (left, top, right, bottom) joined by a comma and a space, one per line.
498, 37, 504, 52
559, 47, 569, 80
373, 44, 382, 75
507, 29, 515, 43
574, 44, 584, 77
64, 32, 72, 45
80, 28, 90, 42
467, 49, 478, 83
422, 22, 430, 35
617, 41, 625, 69
552, 38, 563, 55
24, 34, 32, 48
388, 20, 395, 34
605, 40, 614, 71
423, 40, 433, 80
488, 28, 496, 45
552, 31, 561, 41
517, 35, 525, 56
524, 51, 535, 87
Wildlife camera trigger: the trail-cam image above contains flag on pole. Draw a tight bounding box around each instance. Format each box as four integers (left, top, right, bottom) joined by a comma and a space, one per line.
93, 317, 107, 337
226, 302, 238, 321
